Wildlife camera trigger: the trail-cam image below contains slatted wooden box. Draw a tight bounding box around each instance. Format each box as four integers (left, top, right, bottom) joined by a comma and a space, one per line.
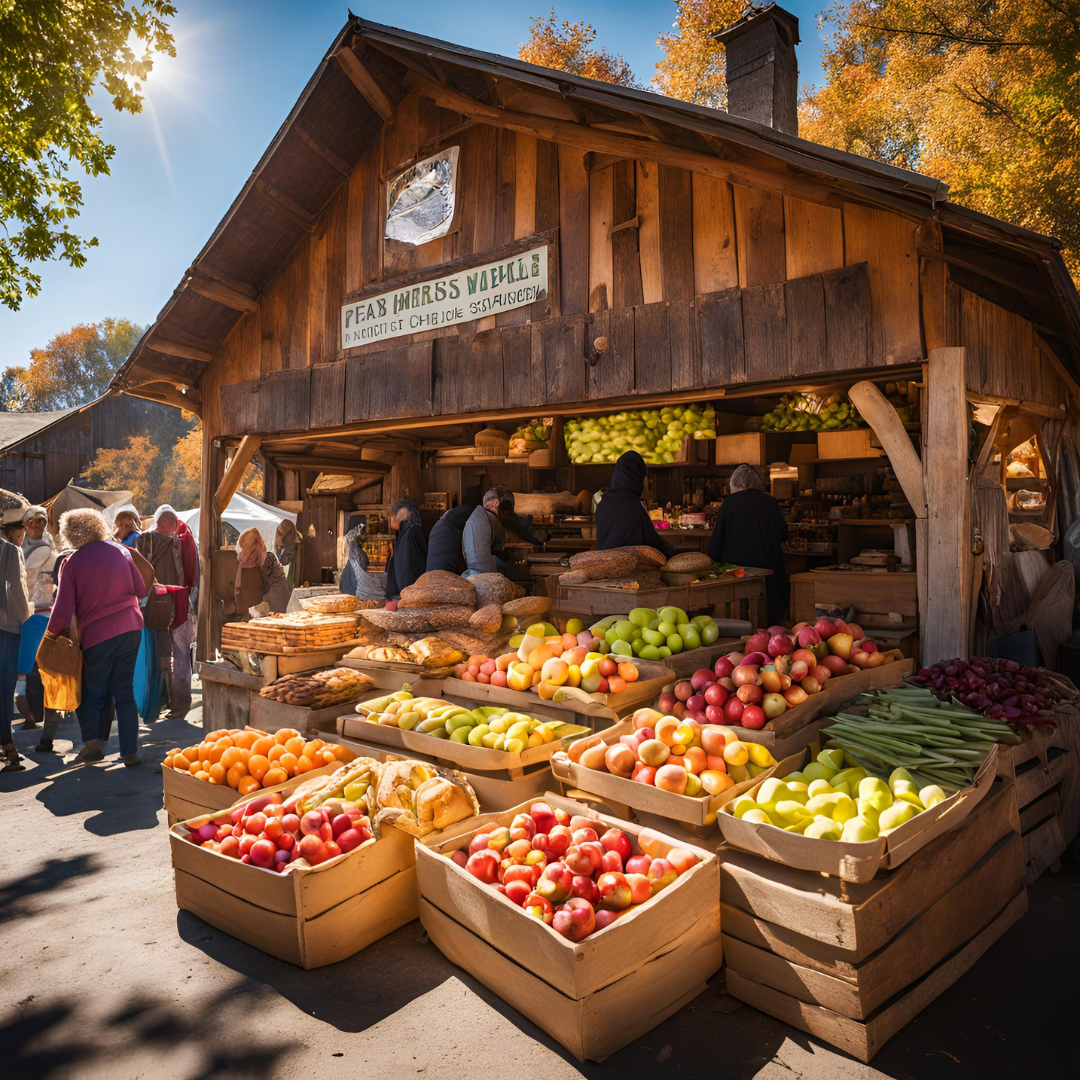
722, 783, 1027, 1062
170, 816, 418, 969
415, 793, 721, 1061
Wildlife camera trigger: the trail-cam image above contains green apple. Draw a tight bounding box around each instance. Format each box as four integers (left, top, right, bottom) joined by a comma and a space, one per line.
628, 608, 656, 627
877, 802, 917, 833
659, 606, 687, 625
657, 646, 672, 658
657, 621, 677, 638
642, 628, 665, 647
638, 644, 661, 661
700, 622, 719, 645
858, 776, 893, 812
666, 634, 684, 654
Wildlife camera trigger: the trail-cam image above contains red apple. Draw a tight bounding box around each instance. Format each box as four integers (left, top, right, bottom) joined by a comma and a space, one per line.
686, 694, 706, 713
546, 825, 573, 857
504, 879, 532, 906
553, 897, 596, 942
597, 871, 633, 911
598, 657, 618, 678
600, 828, 633, 863
713, 657, 735, 679
703, 682, 730, 708
647, 858, 678, 893
736, 683, 763, 705
536, 861, 573, 903
674, 680, 694, 702
600, 849, 623, 874
570, 874, 600, 905
466, 850, 500, 884
741, 705, 767, 729
626, 873, 652, 905
529, 802, 557, 834
724, 697, 745, 724
657, 692, 677, 713
745, 630, 771, 654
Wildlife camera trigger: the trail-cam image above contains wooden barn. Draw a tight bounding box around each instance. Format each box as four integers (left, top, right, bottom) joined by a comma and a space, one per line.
108, 8, 1080, 665
0, 393, 173, 504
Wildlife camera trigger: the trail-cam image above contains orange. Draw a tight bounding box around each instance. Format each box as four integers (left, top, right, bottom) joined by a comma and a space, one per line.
277, 753, 299, 775
233, 731, 257, 750
320, 748, 338, 765
275, 728, 301, 745
332, 744, 354, 761
284, 736, 305, 758
237, 775, 260, 796
194, 770, 210, 782
188, 758, 203, 775
303, 739, 324, 757
172, 753, 190, 772
294, 755, 314, 774
219, 747, 243, 770
226, 763, 246, 789
263, 767, 288, 787
208, 763, 227, 785
247, 754, 270, 781
198, 744, 212, 763
267, 744, 286, 762
164, 755, 175, 770
251, 736, 274, 757
203, 729, 228, 742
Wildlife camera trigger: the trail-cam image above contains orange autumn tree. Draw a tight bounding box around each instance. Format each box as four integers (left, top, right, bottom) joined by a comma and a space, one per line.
158, 418, 263, 510
84, 433, 160, 508
519, 9, 640, 86
801, 0, 1080, 276
654, 0, 744, 108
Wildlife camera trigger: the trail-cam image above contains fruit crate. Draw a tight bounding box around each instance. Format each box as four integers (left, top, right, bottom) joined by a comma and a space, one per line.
550, 720, 790, 832
169, 814, 418, 969
162, 760, 339, 827
816, 429, 884, 460
722, 784, 1026, 1062
415, 793, 720, 1062
716, 744, 999, 884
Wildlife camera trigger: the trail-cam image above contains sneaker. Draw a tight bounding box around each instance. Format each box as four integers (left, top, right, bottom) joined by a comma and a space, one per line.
35, 739, 55, 753
73, 740, 104, 763
122, 755, 141, 768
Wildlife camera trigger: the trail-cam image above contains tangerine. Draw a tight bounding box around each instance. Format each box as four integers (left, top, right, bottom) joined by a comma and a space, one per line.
219, 747, 244, 770
226, 763, 246, 789
275, 727, 301, 745
251, 736, 274, 757
188, 758, 203, 775
164, 755, 176, 770
237, 775, 260, 796
294, 755, 314, 774
172, 753, 190, 772
302, 740, 323, 759
208, 763, 227, 785
267, 744, 286, 762
332, 745, 353, 761
320, 748, 338, 765
263, 767, 288, 787
247, 754, 270, 781
284, 736, 305, 758
277, 753, 299, 775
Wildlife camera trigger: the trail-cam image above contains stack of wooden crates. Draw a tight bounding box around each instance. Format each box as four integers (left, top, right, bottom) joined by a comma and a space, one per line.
721, 784, 1027, 1062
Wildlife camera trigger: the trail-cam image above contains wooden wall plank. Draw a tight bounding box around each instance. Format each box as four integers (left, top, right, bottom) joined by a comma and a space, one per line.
734, 185, 786, 286
843, 202, 921, 364
659, 165, 695, 301
383, 95, 421, 280
634, 302, 671, 394
346, 342, 432, 422
823, 264, 872, 372
611, 159, 643, 309
539, 316, 586, 403
784, 196, 844, 278
310, 189, 347, 364
589, 165, 614, 312
558, 145, 590, 316
668, 298, 700, 390
433, 329, 505, 414
221, 379, 261, 435
785, 274, 827, 376
360, 133, 383, 288
494, 127, 516, 248
515, 133, 537, 239
309, 362, 345, 430
742, 283, 788, 383
698, 288, 745, 387
637, 162, 663, 304
259, 368, 311, 433
588, 307, 634, 400
692, 174, 738, 295
502, 323, 545, 408
535, 139, 560, 235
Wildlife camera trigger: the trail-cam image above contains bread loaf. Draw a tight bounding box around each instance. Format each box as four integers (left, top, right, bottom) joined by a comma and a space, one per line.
565, 549, 637, 581
398, 571, 476, 610
502, 595, 553, 617
664, 552, 713, 573
469, 604, 504, 633
437, 628, 514, 656
633, 546, 668, 569
359, 605, 475, 632
469, 573, 525, 607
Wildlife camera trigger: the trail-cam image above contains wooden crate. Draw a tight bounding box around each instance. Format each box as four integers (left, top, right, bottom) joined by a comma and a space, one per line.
440, 674, 634, 726
162, 760, 339, 827
717, 432, 767, 466
247, 694, 370, 735
416, 793, 721, 1062
717, 744, 1000, 883
816, 429, 884, 460
170, 821, 418, 969
1018, 785, 1067, 883
550, 721, 791, 829
725, 892, 1027, 1063
718, 783, 1019, 956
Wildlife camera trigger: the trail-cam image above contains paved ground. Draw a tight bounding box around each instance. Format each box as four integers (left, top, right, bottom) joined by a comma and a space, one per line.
2, 685, 1077, 1080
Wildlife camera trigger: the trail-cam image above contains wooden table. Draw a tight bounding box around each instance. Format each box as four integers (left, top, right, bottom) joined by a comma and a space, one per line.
789, 569, 918, 625
558, 568, 770, 623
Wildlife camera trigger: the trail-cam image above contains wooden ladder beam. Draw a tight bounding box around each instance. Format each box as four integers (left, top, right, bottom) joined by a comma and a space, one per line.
215, 435, 262, 515
848, 380, 927, 516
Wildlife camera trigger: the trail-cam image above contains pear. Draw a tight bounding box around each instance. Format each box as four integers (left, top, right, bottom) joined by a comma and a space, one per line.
782, 783, 809, 805
856, 799, 880, 829
891, 777, 919, 796
832, 767, 867, 789
775, 800, 813, 824
731, 796, 758, 819
756, 778, 788, 806
783, 771, 809, 784
878, 801, 918, 833
894, 791, 925, 809
831, 781, 851, 797
807, 778, 835, 799
830, 794, 858, 824
840, 816, 879, 842
803, 761, 837, 783
889, 767, 915, 788
919, 784, 948, 809
817, 748, 846, 772
804, 817, 842, 840
785, 781, 810, 797
784, 818, 812, 833
858, 776, 894, 812
742, 809, 773, 824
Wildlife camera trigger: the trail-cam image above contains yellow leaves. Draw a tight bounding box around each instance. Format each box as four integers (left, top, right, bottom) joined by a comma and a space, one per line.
519, 9, 639, 86
84, 434, 160, 509
655, 0, 744, 108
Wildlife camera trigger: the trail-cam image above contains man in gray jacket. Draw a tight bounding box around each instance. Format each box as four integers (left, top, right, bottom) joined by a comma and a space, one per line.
1, 534, 30, 770
462, 486, 514, 577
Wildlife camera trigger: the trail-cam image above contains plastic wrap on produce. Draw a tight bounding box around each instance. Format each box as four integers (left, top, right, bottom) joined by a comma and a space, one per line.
385, 147, 459, 245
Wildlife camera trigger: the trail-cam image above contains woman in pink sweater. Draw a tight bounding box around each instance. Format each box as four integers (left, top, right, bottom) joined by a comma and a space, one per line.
46, 509, 148, 765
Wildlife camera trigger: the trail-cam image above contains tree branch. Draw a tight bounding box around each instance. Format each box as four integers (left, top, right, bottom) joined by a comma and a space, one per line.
853, 21, 1038, 47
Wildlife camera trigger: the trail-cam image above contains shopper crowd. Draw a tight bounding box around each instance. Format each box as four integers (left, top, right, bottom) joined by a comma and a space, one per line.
0, 498, 201, 772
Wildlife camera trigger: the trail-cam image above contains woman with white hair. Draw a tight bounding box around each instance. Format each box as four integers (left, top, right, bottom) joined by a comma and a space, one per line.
45, 509, 148, 765
17, 505, 60, 742
710, 464, 789, 625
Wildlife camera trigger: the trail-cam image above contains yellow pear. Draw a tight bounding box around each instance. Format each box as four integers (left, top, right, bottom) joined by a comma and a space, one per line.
840, 816, 879, 842
804, 817, 842, 840
878, 802, 918, 833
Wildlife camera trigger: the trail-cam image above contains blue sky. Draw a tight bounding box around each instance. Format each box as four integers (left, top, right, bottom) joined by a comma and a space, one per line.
0, 0, 831, 368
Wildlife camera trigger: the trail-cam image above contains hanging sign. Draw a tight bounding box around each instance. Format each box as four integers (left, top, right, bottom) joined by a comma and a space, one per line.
341, 244, 548, 348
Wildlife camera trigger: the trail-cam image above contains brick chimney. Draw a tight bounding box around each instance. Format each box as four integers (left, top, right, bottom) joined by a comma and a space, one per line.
712, 3, 800, 136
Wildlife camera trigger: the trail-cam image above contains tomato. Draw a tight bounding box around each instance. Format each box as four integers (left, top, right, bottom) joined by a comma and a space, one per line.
244, 812, 267, 835
322, 840, 342, 861
298, 834, 325, 864
282, 814, 301, 834
277, 832, 295, 851
262, 818, 284, 841
238, 834, 257, 857
219, 836, 241, 859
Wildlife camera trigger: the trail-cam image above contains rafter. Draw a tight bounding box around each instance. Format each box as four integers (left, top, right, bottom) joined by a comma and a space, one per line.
333, 46, 394, 122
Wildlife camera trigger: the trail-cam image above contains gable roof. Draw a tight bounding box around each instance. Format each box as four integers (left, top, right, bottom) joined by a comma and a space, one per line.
111, 16, 1080, 402
0, 407, 80, 451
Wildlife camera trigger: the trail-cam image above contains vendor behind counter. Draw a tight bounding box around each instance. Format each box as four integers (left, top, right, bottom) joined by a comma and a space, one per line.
595, 451, 675, 558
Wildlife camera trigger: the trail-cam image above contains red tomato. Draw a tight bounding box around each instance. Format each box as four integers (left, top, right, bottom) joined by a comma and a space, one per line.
323, 840, 341, 861
238, 834, 257, 857
298, 834, 325, 864
263, 819, 284, 841
282, 814, 301, 834
250, 839, 277, 868
277, 831, 295, 851
244, 812, 267, 835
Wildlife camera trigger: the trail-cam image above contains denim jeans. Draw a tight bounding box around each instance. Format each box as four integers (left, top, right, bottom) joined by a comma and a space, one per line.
77, 630, 141, 757
0, 629, 18, 744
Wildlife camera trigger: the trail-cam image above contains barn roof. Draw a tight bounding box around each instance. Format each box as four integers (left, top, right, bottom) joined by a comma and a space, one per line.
0, 407, 80, 451
111, 15, 1080, 403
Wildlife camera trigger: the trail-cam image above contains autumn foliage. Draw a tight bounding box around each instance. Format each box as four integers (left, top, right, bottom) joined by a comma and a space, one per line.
654, 0, 744, 108
519, 9, 640, 86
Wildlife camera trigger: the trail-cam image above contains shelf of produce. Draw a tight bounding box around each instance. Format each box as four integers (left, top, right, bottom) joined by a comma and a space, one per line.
170, 815, 418, 969
247, 694, 373, 736
720, 783, 1025, 1060
338, 657, 456, 695
788, 569, 918, 626
550, 721, 790, 832
162, 760, 339, 827
661, 639, 744, 677
717, 744, 1000, 883
415, 793, 721, 1062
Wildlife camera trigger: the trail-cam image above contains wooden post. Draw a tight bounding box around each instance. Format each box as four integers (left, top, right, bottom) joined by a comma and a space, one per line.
196, 432, 220, 667
215, 435, 261, 515
921, 348, 972, 662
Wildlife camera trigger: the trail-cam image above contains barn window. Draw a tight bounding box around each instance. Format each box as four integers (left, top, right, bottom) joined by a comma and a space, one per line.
385, 146, 459, 245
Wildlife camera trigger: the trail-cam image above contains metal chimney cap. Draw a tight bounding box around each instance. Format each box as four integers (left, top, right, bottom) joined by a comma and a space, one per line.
711, 3, 801, 47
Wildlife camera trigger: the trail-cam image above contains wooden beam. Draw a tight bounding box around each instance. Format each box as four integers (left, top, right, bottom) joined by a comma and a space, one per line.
215, 435, 261, 515
1034, 332, 1080, 408
293, 122, 351, 175
922, 348, 973, 661
848, 380, 927, 516
197, 262, 258, 298
148, 337, 214, 364
188, 272, 259, 313
918, 244, 1048, 300
123, 381, 202, 413
333, 46, 394, 122
418, 118, 479, 156
255, 178, 315, 230
270, 458, 393, 476
401, 70, 848, 208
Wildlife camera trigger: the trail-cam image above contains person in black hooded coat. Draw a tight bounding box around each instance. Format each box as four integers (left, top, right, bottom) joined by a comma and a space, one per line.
384, 500, 427, 600
595, 451, 675, 558
425, 503, 475, 574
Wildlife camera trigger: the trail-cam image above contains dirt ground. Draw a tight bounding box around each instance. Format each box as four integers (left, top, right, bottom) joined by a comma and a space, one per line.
1, 685, 1077, 1080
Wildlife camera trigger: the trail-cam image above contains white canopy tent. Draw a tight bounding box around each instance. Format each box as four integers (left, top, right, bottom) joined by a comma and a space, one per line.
178, 492, 296, 549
